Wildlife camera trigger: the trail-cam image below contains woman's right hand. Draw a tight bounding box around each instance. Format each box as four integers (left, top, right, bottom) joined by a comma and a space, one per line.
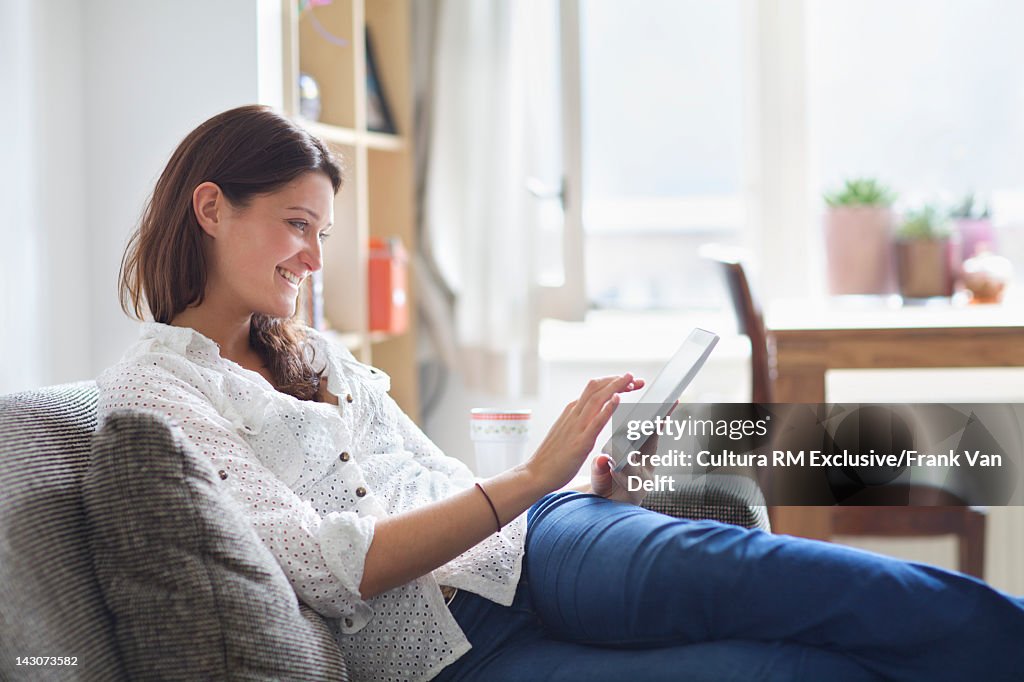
360, 373, 640, 598
524, 374, 645, 493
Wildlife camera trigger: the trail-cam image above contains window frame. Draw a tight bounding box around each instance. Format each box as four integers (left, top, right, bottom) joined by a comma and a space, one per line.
548, 0, 815, 314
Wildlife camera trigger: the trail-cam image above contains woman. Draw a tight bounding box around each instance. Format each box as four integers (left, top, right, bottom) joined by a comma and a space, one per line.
99, 105, 1023, 681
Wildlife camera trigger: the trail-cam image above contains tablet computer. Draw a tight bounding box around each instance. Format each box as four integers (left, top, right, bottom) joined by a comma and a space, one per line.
602, 328, 719, 472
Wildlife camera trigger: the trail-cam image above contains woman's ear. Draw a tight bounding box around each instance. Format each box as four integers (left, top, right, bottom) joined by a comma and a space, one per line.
192, 181, 224, 237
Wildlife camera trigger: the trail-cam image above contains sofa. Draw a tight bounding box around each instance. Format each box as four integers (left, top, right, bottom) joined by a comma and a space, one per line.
0, 382, 769, 681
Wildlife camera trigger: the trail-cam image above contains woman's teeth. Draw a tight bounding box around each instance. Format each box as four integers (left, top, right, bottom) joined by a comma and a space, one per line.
277, 267, 301, 286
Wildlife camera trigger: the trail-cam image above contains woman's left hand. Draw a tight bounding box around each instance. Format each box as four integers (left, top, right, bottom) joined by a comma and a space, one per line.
591, 400, 678, 505
590, 434, 660, 505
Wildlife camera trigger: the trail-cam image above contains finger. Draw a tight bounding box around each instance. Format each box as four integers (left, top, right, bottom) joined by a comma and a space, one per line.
584, 392, 620, 441
591, 456, 613, 497
589, 374, 626, 401
570, 376, 619, 416
579, 374, 633, 417
585, 376, 624, 393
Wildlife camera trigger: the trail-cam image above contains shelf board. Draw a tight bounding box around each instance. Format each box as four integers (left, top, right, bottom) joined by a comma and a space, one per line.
300, 119, 360, 147
321, 328, 364, 353
297, 119, 404, 151
320, 327, 404, 350
363, 131, 404, 151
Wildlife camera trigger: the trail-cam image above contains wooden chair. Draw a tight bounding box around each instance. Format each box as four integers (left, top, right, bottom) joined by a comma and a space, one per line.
703, 248, 775, 403
703, 246, 987, 579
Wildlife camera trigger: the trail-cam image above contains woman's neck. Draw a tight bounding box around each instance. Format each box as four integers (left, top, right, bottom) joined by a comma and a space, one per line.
170, 306, 253, 366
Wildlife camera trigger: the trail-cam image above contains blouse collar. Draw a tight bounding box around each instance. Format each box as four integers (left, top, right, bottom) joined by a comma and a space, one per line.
139, 321, 222, 357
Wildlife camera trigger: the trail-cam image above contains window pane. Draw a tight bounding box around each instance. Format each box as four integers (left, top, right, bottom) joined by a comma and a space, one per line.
808, 0, 1024, 208
580, 0, 746, 309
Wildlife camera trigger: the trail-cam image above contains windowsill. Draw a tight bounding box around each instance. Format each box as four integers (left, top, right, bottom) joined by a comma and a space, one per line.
539, 309, 750, 363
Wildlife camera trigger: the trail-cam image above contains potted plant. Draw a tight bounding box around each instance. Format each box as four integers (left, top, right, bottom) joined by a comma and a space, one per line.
949, 192, 995, 263
894, 205, 956, 299
823, 178, 898, 295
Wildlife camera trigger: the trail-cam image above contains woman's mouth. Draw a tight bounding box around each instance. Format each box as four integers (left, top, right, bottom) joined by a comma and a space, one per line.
276, 267, 303, 287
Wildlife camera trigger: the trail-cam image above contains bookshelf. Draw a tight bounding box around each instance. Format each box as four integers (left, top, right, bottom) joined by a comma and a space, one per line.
281, 0, 418, 418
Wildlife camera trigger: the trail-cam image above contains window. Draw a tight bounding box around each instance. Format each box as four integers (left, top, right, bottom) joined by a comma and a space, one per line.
808, 0, 1024, 212
552, 0, 1024, 317
578, 0, 747, 311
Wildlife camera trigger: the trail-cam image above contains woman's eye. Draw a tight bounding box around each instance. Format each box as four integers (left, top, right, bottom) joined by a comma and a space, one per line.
288, 220, 308, 232
318, 231, 332, 243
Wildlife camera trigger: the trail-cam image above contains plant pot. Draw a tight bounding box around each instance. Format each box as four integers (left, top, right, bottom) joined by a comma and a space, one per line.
823, 206, 895, 295
953, 217, 996, 264
894, 238, 956, 299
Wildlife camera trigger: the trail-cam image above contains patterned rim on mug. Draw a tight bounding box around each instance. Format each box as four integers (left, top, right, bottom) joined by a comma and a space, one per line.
470, 409, 531, 439
470, 408, 532, 421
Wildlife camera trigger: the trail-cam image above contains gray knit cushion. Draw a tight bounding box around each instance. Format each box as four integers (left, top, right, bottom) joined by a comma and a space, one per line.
83, 409, 348, 681
0, 381, 127, 681
641, 474, 771, 531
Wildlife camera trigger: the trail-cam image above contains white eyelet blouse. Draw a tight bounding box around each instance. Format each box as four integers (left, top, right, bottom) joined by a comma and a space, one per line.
97, 322, 527, 682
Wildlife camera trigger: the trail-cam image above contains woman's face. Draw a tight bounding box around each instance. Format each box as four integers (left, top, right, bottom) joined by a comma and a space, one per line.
206, 171, 335, 319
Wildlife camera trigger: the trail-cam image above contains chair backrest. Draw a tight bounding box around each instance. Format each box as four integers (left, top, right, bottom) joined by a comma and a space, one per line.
702, 249, 775, 403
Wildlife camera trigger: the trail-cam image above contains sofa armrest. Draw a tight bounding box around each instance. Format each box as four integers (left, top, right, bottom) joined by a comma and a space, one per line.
639, 474, 770, 531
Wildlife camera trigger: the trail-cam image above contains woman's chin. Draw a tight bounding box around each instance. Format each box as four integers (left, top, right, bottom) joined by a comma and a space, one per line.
253, 299, 299, 320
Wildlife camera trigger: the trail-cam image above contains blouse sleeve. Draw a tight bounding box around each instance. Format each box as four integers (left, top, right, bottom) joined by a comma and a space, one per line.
97, 359, 376, 625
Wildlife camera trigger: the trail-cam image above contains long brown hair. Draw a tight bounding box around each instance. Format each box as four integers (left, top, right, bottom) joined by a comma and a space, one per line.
119, 105, 343, 401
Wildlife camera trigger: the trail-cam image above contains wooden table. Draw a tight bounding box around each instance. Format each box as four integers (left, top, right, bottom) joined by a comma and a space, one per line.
765, 295, 1024, 538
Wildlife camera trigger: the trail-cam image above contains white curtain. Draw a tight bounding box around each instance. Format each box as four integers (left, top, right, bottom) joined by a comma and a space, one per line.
421, 0, 562, 396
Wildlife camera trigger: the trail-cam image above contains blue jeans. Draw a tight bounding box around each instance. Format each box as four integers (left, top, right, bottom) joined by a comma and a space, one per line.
434, 492, 1024, 681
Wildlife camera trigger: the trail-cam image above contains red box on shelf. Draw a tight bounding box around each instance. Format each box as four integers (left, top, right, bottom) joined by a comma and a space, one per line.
368, 237, 409, 334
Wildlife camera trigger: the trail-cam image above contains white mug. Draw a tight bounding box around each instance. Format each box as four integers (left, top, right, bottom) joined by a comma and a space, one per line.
469, 408, 531, 478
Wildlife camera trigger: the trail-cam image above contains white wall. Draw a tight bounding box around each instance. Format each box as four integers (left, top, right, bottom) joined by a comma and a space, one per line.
1, 0, 37, 392
39, 0, 90, 389
0, 0, 85, 393
84, 0, 273, 375
0, 0, 279, 394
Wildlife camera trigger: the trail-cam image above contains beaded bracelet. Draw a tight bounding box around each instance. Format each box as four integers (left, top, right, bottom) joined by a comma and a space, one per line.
474, 482, 502, 533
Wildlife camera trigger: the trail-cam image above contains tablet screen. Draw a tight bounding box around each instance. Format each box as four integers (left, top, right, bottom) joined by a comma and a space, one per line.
603, 328, 719, 471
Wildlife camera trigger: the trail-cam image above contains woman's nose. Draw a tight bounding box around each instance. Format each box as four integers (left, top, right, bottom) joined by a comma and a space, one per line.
301, 233, 324, 272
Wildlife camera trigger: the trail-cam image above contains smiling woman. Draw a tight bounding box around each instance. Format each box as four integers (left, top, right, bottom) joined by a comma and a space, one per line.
118, 104, 342, 400
98, 104, 1024, 682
